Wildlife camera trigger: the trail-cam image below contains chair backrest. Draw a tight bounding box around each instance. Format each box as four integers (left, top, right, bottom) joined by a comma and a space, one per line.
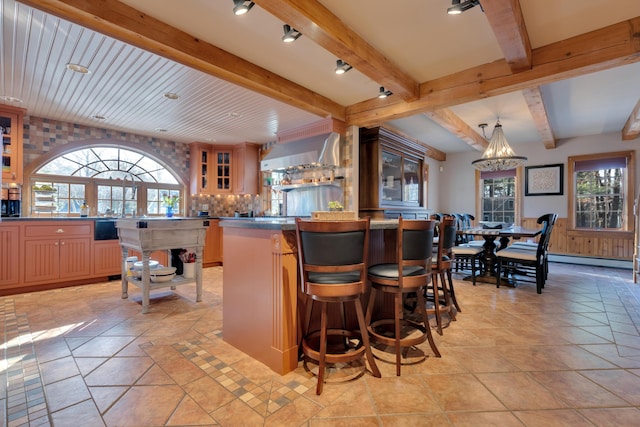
533, 213, 558, 259
538, 213, 558, 252
434, 217, 457, 270
394, 217, 435, 289
462, 213, 475, 243
295, 218, 370, 297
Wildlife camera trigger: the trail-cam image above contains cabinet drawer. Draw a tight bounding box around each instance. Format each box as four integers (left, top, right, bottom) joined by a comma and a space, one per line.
25, 223, 92, 238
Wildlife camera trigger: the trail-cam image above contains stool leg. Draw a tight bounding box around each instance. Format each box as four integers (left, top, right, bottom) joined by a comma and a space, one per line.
447, 269, 461, 313
316, 301, 328, 395
394, 291, 402, 376
417, 287, 440, 357
354, 298, 380, 378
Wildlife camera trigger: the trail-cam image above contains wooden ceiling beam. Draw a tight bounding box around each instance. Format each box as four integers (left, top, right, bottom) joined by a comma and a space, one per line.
254, 0, 420, 102
423, 109, 488, 152
522, 87, 556, 148
19, 0, 346, 121
481, 0, 532, 73
622, 98, 640, 140
380, 125, 446, 162
347, 16, 640, 127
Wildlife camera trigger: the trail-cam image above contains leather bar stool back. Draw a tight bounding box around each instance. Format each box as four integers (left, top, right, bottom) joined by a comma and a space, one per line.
296, 218, 380, 394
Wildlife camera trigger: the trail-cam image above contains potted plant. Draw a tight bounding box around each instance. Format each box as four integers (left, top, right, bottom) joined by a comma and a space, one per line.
162, 193, 180, 217
328, 201, 344, 211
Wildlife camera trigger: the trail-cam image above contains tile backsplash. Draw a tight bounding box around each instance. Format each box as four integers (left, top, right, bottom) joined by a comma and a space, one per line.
190, 193, 262, 217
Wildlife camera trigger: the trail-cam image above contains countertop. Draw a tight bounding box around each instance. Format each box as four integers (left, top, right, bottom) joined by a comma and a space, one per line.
219, 217, 399, 231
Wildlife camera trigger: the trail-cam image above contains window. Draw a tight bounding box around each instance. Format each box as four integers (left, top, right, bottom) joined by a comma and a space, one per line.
568, 151, 635, 231
32, 146, 181, 217
479, 170, 517, 223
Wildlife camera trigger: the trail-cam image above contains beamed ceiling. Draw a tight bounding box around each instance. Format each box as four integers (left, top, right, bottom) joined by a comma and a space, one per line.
2, 0, 640, 159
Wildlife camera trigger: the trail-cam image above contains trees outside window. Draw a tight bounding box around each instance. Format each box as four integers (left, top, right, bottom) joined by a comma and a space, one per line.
569, 151, 634, 231
478, 169, 518, 224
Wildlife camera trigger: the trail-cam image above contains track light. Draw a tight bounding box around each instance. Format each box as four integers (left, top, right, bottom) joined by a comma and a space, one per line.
334, 59, 352, 75
447, 0, 482, 15
233, 0, 254, 15
378, 86, 392, 98
282, 24, 302, 43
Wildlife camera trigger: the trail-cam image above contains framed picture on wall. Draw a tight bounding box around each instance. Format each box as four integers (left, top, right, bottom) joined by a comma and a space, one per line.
525, 163, 564, 196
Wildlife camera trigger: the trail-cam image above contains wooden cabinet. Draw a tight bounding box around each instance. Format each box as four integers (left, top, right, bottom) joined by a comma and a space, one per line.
94, 240, 123, 276
190, 142, 259, 195
203, 219, 223, 266
1, 104, 26, 184
0, 223, 21, 288
359, 127, 428, 218
233, 143, 259, 194
23, 222, 92, 284
189, 143, 232, 195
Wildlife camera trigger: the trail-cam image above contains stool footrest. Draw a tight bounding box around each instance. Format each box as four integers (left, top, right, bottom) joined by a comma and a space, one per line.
301, 329, 366, 364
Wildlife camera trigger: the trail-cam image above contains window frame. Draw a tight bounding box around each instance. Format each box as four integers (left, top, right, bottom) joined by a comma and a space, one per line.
475, 167, 523, 225
568, 150, 635, 232
27, 143, 184, 217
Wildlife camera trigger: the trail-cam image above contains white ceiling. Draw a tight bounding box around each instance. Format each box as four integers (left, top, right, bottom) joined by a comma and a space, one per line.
2, 0, 640, 155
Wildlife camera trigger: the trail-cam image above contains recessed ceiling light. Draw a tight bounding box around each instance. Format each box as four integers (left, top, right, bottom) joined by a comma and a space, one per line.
66, 63, 91, 74
228, 112, 242, 118
91, 115, 106, 120
155, 128, 168, 132
0, 95, 22, 103
163, 92, 179, 100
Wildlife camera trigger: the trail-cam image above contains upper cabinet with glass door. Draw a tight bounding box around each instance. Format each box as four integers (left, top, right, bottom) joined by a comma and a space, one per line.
359, 127, 427, 217
1, 105, 26, 185
189, 143, 233, 195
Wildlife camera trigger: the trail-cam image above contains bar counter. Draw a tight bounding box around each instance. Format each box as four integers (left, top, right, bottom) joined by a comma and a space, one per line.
219, 218, 399, 374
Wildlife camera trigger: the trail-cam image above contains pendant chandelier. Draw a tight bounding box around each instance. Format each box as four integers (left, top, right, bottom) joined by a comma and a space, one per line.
471, 121, 527, 171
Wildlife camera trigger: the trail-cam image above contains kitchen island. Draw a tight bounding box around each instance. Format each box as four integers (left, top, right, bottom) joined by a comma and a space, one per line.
116, 217, 208, 314
220, 217, 398, 374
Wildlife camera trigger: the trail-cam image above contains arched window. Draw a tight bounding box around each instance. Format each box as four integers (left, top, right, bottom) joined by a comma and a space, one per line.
30, 146, 182, 217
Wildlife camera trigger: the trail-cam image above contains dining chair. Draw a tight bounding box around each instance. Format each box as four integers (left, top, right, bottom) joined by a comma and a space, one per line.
295, 218, 381, 394
508, 213, 558, 282
366, 217, 440, 376
495, 213, 557, 294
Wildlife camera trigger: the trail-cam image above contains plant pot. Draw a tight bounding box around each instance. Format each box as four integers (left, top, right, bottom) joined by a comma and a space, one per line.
182, 262, 195, 279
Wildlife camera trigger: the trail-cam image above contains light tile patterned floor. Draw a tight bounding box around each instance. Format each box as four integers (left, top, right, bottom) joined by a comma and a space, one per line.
1, 263, 640, 426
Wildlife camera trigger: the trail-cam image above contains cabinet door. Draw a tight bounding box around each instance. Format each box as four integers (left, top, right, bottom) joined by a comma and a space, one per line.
24, 239, 60, 283
233, 143, 259, 194
381, 150, 403, 204
59, 237, 92, 279
0, 225, 20, 287
1, 106, 25, 184
203, 220, 222, 265
214, 149, 232, 193
93, 241, 122, 276
189, 143, 214, 195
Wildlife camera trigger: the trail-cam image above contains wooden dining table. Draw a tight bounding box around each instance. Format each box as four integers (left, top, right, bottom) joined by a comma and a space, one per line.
460, 225, 542, 286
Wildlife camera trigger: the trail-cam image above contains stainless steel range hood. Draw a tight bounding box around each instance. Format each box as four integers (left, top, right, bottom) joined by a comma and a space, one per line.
260, 132, 340, 171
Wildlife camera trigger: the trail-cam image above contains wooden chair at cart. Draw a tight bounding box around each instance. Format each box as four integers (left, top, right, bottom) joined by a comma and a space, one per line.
295, 218, 380, 395
366, 217, 441, 376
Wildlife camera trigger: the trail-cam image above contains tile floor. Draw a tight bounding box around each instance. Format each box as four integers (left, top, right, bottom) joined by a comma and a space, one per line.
1, 263, 640, 426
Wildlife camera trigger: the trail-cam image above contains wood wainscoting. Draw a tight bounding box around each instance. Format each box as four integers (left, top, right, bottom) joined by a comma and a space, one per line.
519, 217, 633, 260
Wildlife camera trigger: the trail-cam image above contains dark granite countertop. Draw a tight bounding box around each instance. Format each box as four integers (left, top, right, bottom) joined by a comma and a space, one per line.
218, 217, 399, 231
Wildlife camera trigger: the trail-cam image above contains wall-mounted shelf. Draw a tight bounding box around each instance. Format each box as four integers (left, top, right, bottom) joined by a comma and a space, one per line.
271, 180, 342, 192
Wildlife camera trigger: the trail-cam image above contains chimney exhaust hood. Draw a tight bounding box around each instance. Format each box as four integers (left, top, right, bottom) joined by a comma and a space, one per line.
260, 132, 340, 171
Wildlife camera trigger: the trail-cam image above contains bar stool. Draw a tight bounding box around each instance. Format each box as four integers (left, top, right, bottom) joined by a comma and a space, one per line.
295, 218, 381, 395
366, 217, 440, 376
427, 217, 458, 335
